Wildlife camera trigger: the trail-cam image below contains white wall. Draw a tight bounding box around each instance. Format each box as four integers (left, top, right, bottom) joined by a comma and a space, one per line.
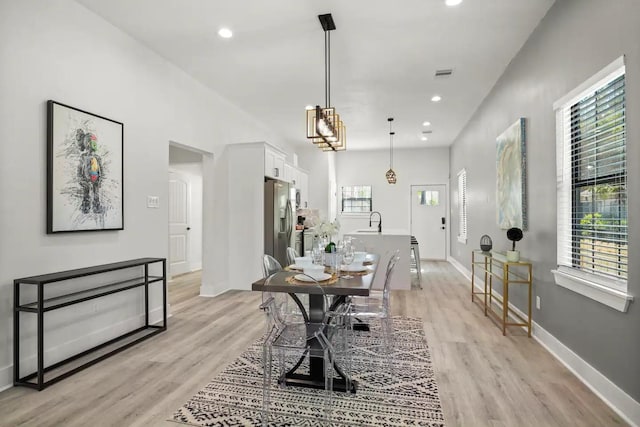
336, 148, 450, 238
296, 146, 334, 218
0, 0, 286, 389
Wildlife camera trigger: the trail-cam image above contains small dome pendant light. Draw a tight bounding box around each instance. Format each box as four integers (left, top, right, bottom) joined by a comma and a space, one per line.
386, 117, 397, 184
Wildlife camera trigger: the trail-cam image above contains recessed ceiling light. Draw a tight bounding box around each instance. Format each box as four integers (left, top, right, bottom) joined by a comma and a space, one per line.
445, 0, 463, 6
431, 95, 442, 102
422, 121, 431, 127
305, 105, 314, 110
421, 136, 428, 141
218, 28, 233, 38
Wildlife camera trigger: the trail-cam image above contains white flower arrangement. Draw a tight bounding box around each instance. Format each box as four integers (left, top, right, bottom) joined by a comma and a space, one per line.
315, 219, 340, 240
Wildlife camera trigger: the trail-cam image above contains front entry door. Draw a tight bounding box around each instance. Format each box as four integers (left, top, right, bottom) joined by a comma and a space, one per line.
410, 184, 447, 260
169, 171, 190, 277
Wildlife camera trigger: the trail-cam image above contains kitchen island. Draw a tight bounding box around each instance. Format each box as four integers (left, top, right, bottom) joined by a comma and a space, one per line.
343, 229, 411, 290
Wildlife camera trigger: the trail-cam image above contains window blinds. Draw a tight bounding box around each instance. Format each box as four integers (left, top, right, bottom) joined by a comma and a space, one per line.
458, 169, 467, 242
341, 185, 372, 213
557, 74, 627, 281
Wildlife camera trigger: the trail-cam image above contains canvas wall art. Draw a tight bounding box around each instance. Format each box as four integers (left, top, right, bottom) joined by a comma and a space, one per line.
47, 100, 124, 233
496, 118, 527, 230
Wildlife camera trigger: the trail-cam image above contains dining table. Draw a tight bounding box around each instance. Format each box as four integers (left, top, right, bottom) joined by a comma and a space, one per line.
251, 254, 379, 393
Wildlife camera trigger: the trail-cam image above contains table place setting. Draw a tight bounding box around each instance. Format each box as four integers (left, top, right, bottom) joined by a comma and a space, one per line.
285, 272, 339, 285
282, 237, 377, 285
282, 255, 313, 271
340, 264, 373, 275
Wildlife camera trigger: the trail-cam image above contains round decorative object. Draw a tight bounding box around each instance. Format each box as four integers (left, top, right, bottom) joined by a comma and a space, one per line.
480, 235, 492, 252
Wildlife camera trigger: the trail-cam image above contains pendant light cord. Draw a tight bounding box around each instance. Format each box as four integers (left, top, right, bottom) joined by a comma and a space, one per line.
390, 132, 394, 168
389, 118, 394, 168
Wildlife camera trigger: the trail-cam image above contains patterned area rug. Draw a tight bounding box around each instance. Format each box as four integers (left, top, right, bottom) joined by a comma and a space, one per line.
171, 317, 445, 426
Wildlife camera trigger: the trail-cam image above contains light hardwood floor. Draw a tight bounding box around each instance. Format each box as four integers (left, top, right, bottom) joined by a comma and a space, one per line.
0, 264, 626, 426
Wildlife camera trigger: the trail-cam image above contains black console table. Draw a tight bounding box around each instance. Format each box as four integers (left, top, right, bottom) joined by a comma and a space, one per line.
14, 258, 167, 390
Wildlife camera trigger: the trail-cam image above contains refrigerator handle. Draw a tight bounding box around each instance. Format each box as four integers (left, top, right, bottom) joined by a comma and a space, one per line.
285, 200, 293, 240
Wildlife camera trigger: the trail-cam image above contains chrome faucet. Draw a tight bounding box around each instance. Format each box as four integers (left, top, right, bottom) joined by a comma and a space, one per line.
369, 211, 382, 233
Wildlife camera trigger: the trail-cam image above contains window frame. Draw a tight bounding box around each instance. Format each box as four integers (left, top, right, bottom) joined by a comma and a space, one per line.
551, 56, 633, 312
340, 185, 373, 214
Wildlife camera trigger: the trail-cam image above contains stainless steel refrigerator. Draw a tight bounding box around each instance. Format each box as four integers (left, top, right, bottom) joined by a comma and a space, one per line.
264, 179, 294, 266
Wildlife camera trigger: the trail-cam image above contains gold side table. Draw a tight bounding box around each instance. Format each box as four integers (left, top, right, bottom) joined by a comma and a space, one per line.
471, 250, 532, 336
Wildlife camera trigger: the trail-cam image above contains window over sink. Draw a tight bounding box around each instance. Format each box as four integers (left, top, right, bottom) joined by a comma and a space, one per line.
341, 185, 372, 213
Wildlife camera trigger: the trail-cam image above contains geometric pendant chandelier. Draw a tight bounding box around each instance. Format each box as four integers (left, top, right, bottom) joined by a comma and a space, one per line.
306, 13, 346, 152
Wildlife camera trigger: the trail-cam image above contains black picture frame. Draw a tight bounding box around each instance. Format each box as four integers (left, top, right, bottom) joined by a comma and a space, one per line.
47, 100, 124, 233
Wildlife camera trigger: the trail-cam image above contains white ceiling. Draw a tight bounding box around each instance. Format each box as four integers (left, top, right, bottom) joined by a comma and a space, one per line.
76, 0, 554, 150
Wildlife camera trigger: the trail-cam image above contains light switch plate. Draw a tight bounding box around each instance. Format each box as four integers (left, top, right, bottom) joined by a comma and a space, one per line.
147, 196, 160, 208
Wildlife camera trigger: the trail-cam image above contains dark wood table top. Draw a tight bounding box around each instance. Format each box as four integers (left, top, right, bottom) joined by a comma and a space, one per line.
252, 255, 379, 297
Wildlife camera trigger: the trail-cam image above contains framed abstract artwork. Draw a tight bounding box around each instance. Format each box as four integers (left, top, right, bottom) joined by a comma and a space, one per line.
496, 118, 527, 230
47, 100, 124, 233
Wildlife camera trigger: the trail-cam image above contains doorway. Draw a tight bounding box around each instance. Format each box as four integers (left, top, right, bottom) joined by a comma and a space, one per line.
410, 184, 447, 260
169, 144, 204, 278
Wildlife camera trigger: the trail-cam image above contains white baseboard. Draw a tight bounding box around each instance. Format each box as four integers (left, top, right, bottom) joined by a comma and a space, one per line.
447, 257, 640, 427
533, 324, 639, 427
0, 364, 12, 392
2, 306, 167, 392
200, 288, 232, 298
200, 279, 229, 298
448, 256, 472, 281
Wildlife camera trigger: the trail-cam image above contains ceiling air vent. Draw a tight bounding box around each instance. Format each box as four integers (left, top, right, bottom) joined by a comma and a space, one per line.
435, 68, 453, 77
422, 130, 433, 134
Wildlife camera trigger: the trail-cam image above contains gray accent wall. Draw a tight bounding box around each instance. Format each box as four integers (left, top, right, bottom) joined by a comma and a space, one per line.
449, 0, 639, 401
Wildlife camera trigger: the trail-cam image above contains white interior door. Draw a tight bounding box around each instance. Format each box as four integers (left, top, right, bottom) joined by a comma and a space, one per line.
169, 171, 191, 277
410, 184, 447, 260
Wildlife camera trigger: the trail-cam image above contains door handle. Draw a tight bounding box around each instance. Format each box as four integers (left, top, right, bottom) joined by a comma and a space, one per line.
186, 227, 191, 231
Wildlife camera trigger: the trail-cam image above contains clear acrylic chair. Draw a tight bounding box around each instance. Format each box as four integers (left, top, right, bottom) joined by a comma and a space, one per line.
286, 247, 298, 266
349, 237, 367, 253
260, 271, 350, 426
262, 254, 282, 277
347, 250, 400, 363
262, 254, 295, 322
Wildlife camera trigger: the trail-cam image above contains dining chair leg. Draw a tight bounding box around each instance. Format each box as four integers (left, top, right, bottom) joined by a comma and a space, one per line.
343, 321, 353, 392
380, 317, 395, 374
317, 333, 335, 424
324, 347, 333, 423
262, 344, 272, 427
277, 347, 287, 388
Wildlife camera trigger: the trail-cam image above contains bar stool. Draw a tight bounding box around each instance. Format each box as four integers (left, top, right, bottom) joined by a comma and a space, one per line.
410, 236, 423, 288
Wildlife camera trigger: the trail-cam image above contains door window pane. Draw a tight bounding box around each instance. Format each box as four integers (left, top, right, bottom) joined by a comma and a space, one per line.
417, 190, 439, 206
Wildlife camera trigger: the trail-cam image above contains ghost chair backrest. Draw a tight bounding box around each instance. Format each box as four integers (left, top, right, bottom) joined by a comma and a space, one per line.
262, 254, 283, 278
381, 249, 400, 316
286, 247, 299, 266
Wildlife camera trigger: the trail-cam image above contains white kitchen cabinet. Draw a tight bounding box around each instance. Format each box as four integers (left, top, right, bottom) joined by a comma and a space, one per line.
265, 146, 285, 180
283, 163, 295, 184
297, 170, 309, 209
